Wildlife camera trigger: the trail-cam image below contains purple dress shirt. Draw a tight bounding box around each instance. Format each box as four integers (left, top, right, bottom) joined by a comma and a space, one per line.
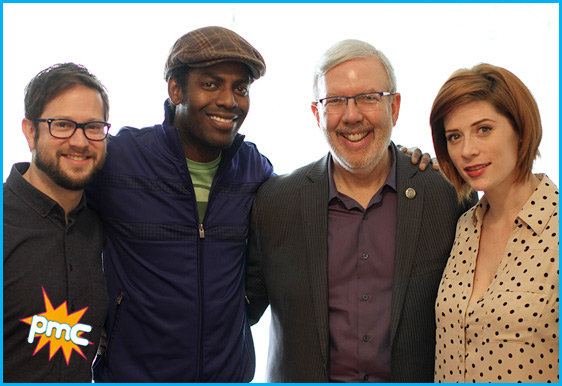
327, 147, 397, 382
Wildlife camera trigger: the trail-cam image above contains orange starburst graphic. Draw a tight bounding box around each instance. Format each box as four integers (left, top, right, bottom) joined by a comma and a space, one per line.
20, 287, 92, 365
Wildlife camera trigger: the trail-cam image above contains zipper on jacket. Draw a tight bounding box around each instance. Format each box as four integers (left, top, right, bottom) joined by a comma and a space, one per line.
196, 227, 205, 381
183, 135, 244, 381
182, 154, 205, 381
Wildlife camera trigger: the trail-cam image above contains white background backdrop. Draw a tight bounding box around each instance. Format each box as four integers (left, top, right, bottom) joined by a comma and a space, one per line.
3, 3, 558, 382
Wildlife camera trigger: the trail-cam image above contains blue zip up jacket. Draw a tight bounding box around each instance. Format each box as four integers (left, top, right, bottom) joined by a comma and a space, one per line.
87, 102, 274, 382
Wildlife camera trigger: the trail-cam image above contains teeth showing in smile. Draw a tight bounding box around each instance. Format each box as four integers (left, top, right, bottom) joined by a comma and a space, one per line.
66, 155, 88, 161
343, 132, 368, 142
210, 115, 235, 123
465, 163, 490, 171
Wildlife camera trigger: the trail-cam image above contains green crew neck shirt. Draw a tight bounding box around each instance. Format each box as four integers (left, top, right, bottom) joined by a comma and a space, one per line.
186, 154, 221, 222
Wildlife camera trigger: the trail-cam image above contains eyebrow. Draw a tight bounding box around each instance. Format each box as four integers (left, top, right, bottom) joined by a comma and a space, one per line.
469, 118, 494, 127
324, 89, 381, 97
199, 72, 251, 84
445, 117, 495, 132
50, 116, 106, 122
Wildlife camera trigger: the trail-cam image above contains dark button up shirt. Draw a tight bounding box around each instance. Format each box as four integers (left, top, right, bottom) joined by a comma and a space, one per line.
328, 147, 397, 382
3, 163, 108, 382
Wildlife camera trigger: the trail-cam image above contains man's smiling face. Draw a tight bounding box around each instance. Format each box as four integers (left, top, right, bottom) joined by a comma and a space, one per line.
24, 84, 107, 190
170, 61, 252, 163
313, 57, 400, 174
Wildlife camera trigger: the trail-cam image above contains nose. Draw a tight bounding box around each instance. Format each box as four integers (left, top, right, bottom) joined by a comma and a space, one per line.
342, 97, 362, 124
216, 88, 238, 109
461, 135, 479, 159
68, 127, 90, 148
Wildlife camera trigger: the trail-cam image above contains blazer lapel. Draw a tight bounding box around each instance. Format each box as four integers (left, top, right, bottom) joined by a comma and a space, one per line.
390, 150, 425, 348
301, 155, 331, 364
300, 151, 425, 363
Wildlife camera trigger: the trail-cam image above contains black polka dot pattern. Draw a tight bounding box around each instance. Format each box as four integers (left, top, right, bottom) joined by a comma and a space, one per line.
435, 174, 559, 382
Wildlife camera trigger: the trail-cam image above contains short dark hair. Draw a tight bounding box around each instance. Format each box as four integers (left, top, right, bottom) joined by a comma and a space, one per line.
165, 65, 190, 113
167, 65, 191, 94
430, 63, 542, 201
24, 63, 109, 122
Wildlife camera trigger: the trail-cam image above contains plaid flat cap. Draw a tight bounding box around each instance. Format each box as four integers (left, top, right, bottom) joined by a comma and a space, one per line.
164, 26, 266, 81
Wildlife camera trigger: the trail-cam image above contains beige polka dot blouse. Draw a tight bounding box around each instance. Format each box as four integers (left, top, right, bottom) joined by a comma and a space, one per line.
435, 174, 559, 383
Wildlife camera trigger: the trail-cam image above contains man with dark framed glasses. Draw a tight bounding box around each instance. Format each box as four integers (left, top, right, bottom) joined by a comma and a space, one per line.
245, 39, 478, 382
34, 118, 111, 141
4, 63, 109, 382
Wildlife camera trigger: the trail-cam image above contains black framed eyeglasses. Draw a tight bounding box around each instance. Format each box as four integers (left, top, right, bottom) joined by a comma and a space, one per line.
317, 91, 395, 114
34, 118, 111, 141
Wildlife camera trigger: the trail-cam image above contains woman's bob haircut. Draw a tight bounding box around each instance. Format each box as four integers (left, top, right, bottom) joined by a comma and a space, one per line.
430, 63, 542, 201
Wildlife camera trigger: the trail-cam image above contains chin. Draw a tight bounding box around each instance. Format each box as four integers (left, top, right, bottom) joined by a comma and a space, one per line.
465, 180, 488, 193
334, 155, 369, 172
60, 171, 98, 190
214, 134, 238, 150
55, 165, 103, 191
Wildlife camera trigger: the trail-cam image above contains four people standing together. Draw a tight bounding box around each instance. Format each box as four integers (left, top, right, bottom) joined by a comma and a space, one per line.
4, 26, 558, 383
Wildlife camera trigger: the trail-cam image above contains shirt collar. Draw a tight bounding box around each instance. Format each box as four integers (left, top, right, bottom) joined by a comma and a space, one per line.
471, 174, 556, 235
7, 162, 87, 224
516, 174, 557, 235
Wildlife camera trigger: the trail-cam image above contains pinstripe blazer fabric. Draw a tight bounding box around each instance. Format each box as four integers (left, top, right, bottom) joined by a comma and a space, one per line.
246, 145, 477, 382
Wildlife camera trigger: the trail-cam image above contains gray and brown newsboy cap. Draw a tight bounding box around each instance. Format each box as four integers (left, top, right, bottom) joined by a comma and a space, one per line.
164, 26, 266, 81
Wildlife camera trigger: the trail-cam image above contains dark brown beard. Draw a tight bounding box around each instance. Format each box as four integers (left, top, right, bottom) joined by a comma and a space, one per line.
34, 150, 104, 191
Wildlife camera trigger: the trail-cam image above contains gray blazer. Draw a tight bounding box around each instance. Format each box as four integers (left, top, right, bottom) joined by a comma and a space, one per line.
246, 145, 477, 382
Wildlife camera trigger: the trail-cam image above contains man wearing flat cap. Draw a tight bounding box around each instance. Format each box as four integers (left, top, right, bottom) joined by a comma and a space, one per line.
87, 26, 273, 382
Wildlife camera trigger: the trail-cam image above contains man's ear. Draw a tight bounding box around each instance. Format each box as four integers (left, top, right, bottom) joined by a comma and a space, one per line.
391, 93, 401, 126
22, 118, 37, 151
311, 102, 321, 128
168, 78, 183, 105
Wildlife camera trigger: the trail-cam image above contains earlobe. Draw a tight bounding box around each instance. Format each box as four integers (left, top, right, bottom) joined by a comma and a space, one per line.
22, 118, 37, 150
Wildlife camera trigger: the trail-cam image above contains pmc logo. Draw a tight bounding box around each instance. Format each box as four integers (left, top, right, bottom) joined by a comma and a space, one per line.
20, 287, 93, 364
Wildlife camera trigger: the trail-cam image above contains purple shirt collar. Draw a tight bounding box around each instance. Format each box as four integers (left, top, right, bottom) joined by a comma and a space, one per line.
328, 143, 397, 204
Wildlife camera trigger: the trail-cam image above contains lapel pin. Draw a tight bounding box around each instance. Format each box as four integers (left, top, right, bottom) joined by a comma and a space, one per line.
405, 187, 416, 199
